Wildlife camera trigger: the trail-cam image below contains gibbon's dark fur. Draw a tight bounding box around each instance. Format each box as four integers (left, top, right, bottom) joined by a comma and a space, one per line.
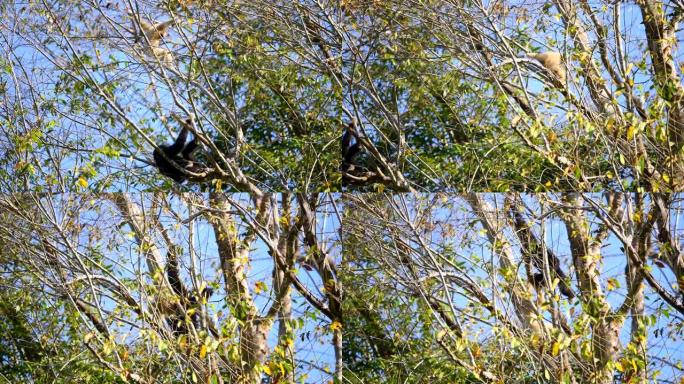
511, 208, 575, 300
530, 271, 574, 299
341, 123, 361, 173
152, 120, 199, 183
531, 252, 575, 299
166, 286, 213, 336
166, 251, 213, 336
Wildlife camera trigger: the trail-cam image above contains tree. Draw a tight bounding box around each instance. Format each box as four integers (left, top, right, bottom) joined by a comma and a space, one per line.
0, 1, 341, 192
342, 193, 684, 383
0, 193, 341, 383
2, 1, 683, 191
1, 1, 684, 383
341, 1, 684, 191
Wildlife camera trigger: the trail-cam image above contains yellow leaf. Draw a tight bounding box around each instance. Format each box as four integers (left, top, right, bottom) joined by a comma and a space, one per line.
254, 281, 268, 294
627, 125, 636, 140
551, 341, 560, 356
663, 174, 670, 183
102, 340, 113, 356
615, 361, 624, 372
78, 177, 88, 188
330, 321, 342, 331
263, 365, 272, 375
199, 344, 207, 358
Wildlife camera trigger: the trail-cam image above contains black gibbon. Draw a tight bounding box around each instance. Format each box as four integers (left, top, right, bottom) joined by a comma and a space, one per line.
152, 118, 200, 183
340, 122, 396, 186
166, 287, 213, 336
341, 123, 361, 174
510, 208, 575, 300
525, 245, 575, 300
533, 253, 575, 300
165, 251, 213, 336
530, 270, 574, 299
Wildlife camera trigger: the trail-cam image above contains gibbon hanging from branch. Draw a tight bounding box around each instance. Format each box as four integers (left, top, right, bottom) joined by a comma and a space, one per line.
164, 250, 214, 336
341, 122, 362, 175
136, 19, 174, 47
129, 13, 174, 65
509, 206, 575, 300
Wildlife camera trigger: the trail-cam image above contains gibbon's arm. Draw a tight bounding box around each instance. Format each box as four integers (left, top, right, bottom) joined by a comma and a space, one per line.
127, 9, 173, 43
171, 113, 196, 131
139, 19, 173, 47
344, 141, 361, 165
137, 19, 154, 37
546, 257, 575, 299
341, 124, 361, 167
182, 137, 199, 160
127, 13, 174, 66
341, 130, 360, 159
341, 128, 352, 157
166, 251, 216, 336
166, 251, 188, 298
175, 117, 198, 160
166, 127, 189, 156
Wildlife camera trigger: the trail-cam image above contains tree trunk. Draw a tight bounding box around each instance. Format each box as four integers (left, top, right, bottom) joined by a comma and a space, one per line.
209, 194, 269, 383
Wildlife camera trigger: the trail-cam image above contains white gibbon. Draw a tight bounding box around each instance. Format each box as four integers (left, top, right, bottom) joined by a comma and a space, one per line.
136, 18, 174, 47
529, 51, 566, 84
129, 14, 175, 65
151, 46, 173, 65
